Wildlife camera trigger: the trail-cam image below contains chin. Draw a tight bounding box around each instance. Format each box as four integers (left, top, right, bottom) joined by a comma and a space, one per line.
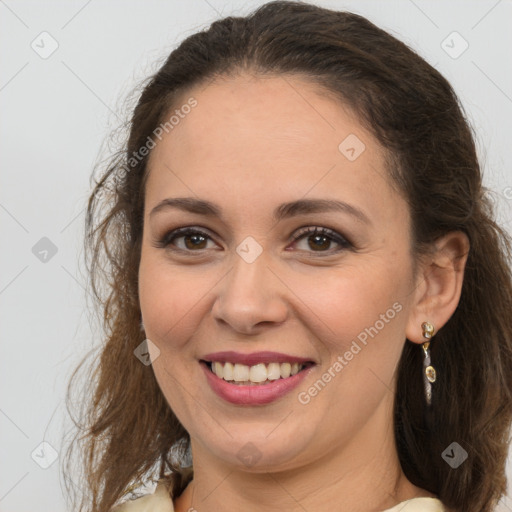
199, 429, 314, 473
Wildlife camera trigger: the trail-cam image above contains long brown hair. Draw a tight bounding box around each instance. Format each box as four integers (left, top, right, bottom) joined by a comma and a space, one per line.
63, 2, 512, 511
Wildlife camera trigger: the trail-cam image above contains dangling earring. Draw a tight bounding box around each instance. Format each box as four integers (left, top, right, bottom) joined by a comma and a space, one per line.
421, 321, 436, 406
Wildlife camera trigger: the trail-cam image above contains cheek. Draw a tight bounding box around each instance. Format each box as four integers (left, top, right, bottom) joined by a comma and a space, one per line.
293, 265, 408, 418
297, 261, 407, 348
138, 252, 215, 349
294, 259, 411, 412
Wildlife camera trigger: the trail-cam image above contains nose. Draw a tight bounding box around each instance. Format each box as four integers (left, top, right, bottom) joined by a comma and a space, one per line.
211, 253, 289, 335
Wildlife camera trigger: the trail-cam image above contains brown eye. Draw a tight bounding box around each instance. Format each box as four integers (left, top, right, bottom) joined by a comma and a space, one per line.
181, 232, 208, 250
291, 227, 351, 253
157, 228, 218, 252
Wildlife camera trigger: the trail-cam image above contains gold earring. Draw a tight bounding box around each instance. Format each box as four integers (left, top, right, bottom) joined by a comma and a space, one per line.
421, 321, 436, 406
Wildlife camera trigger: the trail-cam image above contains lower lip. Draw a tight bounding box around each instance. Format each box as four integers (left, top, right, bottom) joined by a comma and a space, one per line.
201, 362, 315, 405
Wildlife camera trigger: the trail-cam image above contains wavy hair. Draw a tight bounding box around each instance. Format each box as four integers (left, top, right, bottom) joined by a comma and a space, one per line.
63, 2, 512, 511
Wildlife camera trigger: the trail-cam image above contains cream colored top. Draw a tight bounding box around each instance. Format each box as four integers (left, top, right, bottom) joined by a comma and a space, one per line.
112, 480, 446, 512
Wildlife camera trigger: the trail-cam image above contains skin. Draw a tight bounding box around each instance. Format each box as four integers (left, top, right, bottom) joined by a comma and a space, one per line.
138, 73, 469, 512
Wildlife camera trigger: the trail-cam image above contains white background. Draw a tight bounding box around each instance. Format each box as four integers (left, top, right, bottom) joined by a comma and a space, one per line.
1, 1, 511, 510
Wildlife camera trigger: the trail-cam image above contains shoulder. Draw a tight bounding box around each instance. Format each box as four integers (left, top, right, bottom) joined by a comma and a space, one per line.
383, 497, 446, 512
111, 480, 174, 512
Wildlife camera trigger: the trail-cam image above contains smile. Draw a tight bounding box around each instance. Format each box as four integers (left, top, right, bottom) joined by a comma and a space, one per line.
203, 360, 315, 385
199, 352, 317, 405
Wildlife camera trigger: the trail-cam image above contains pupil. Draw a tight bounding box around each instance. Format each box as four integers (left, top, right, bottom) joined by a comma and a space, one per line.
186, 234, 206, 250
310, 235, 329, 250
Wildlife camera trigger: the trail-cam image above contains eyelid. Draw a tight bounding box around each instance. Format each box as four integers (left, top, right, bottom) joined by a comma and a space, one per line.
154, 226, 218, 250
289, 226, 352, 252
155, 225, 353, 254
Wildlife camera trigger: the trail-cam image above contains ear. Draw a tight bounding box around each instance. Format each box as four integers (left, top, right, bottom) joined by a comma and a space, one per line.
405, 231, 470, 344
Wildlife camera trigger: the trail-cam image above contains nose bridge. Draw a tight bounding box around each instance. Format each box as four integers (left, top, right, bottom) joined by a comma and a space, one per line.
212, 243, 288, 332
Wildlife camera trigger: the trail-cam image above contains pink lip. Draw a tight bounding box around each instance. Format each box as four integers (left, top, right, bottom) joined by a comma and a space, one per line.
200, 361, 315, 406
201, 351, 314, 367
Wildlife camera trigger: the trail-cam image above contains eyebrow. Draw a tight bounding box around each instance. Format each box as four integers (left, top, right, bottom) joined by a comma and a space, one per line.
149, 197, 371, 225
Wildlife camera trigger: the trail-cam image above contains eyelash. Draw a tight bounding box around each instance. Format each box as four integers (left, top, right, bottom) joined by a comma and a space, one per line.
156, 226, 352, 255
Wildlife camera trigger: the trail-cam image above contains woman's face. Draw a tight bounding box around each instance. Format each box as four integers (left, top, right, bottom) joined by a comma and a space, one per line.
139, 73, 419, 472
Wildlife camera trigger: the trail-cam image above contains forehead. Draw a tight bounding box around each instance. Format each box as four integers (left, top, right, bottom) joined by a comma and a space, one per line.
159, 73, 371, 164
145, 73, 402, 224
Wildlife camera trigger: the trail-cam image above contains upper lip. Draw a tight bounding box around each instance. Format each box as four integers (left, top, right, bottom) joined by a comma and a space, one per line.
201, 351, 315, 367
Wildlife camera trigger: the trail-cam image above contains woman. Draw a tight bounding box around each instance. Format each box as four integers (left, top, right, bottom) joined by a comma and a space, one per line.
64, 2, 512, 511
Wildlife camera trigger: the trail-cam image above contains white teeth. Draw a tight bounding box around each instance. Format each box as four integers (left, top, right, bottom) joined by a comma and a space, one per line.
223, 362, 234, 381
280, 362, 291, 378
213, 361, 223, 378
267, 362, 281, 381
233, 363, 249, 382
249, 363, 268, 383
209, 361, 308, 384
